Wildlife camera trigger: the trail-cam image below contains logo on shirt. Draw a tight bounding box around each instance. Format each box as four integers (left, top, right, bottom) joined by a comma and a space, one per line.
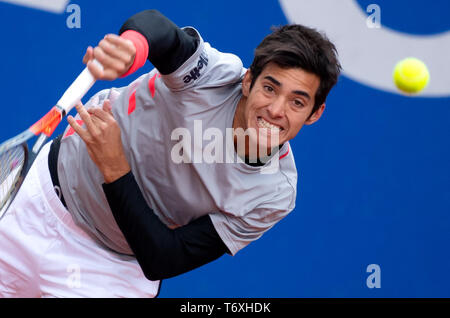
183, 53, 209, 83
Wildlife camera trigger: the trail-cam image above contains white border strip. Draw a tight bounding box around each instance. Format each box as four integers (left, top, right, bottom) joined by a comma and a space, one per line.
0, 0, 69, 13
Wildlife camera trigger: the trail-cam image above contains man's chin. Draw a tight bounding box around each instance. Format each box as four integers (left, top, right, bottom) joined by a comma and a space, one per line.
257, 130, 281, 150
235, 126, 283, 158
248, 140, 281, 158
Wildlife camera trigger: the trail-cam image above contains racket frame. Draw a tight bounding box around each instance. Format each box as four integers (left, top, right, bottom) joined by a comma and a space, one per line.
0, 59, 101, 218
0, 143, 29, 219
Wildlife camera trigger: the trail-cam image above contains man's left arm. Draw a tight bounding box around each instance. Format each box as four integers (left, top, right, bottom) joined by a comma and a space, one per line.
68, 102, 229, 281
103, 171, 230, 281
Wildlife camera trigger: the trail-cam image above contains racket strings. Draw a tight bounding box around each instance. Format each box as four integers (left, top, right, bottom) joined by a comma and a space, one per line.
0, 146, 26, 208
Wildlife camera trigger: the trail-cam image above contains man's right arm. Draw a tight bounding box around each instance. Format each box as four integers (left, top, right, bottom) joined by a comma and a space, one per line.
83, 10, 198, 80
85, 10, 199, 79
119, 9, 198, 75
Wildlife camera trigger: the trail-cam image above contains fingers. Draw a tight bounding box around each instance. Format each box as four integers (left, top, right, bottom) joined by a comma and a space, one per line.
103, 34, 136, 55
74, 103, 100, 137
68, 100, 117, 144
87, 60, 104, 79
102, 99, 113, 115
89, 50, 127, 81
88, 101, 113, 123
68, 114, 90, 141
90, 114, 106, 133
82, 46, 94, 64
98, 37, 134, 63
84, 47, 106, 79
93, 46, 127, 75
87, 34, 136, 80
84, 34, 136, 80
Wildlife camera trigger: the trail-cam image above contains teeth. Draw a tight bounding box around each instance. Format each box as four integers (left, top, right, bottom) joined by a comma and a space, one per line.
257, 117, 281, 131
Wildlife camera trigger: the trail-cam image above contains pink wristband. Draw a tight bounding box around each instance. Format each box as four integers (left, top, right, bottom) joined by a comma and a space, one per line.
120, 30, 149, 77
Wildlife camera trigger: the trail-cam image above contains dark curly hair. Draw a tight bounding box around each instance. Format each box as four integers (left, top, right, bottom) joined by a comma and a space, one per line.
249, 24, 341, 118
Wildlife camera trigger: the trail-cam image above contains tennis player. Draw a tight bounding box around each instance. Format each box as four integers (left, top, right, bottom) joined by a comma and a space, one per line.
0, 10, 340, 297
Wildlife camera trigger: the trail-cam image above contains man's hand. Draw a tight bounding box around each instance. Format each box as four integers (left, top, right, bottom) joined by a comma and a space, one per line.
83, 34, 136, 80
67, 100, 131, 183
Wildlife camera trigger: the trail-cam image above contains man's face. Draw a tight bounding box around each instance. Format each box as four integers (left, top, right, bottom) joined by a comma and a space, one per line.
233, 62, 325, 157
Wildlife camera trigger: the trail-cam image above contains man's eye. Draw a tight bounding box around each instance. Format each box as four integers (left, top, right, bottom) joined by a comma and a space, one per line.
293, 100, 304, 107
264, 85, 274, 92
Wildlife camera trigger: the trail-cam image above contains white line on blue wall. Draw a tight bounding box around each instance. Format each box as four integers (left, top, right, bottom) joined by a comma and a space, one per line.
0, 0, 69, 13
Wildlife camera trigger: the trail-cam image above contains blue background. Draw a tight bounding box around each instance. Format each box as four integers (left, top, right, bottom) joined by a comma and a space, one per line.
0, 0, 448, 297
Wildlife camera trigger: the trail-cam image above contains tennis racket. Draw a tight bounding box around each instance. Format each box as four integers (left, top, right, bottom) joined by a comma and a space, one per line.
0, 59, 103, 219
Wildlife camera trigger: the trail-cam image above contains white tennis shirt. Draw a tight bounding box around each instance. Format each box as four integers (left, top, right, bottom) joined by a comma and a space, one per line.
57, 28, 298, 256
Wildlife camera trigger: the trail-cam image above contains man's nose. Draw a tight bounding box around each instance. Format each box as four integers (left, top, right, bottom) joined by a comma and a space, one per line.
267, 97, 285, 118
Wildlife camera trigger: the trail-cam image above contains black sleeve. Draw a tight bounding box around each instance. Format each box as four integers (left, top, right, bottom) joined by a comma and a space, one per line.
119, 9, 198, 75
102, 172, 230, 281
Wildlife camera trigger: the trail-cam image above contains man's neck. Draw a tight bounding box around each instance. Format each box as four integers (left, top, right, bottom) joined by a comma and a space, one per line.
232, 95, 284, 165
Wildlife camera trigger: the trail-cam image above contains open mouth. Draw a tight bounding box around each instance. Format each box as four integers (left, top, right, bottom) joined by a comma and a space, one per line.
257, 117, 283, 132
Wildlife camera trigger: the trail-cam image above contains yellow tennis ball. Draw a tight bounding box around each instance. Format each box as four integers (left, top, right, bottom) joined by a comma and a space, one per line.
393, 57, 430, 94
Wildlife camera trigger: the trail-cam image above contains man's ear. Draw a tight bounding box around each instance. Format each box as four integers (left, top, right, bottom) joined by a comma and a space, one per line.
305, 104, 326, 125
242, 70, 252, 97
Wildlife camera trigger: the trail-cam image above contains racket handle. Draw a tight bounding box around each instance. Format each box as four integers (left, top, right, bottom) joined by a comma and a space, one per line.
56, 59, 103, 115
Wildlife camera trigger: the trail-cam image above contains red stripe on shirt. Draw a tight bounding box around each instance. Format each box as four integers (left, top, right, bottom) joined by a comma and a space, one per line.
148, 73, 160, 98
128, 90, 137, 115
64, 120, 84, 138
279, 146, 290, 160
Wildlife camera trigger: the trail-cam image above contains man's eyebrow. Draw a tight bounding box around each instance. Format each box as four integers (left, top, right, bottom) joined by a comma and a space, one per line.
264, 75, 282, 87
264, 75, 311, 100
